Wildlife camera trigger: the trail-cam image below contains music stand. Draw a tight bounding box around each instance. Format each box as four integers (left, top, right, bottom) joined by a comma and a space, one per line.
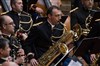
74, 37, 100, 56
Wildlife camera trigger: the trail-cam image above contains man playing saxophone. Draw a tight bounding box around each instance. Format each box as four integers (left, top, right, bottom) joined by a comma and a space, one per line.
23, 6, 69, 66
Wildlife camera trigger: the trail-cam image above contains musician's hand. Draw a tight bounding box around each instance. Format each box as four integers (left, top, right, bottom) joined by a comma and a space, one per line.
90, 54, 96, 62
7, 56, 13, 61
17, 49, 25, 56
21, 33, 28, 40
15, 56, 25, 64
36, 7, 44, 14
30, 58, 39, 66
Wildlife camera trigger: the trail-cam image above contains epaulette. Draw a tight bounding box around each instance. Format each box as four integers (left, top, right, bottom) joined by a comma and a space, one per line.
95, 19, 100, 22
0, 11, 9, 15
22, 11, 30, 15
33, 22, 43, 27
21, 11, 32, 17
70, 7, 79, 13
60, 22, 64, 26
97, 7, 100, 10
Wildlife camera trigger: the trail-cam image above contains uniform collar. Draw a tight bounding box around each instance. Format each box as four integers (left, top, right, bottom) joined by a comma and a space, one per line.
11, 10, 21, 15
2, 33, 11, 38
47, 20, 55, 29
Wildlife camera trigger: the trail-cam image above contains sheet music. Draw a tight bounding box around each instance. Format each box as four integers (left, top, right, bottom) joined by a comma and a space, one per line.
68, 60, 82, 66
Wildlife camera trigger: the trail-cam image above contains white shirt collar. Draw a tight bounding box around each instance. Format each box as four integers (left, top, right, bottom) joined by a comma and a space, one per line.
47, 20, 55, 29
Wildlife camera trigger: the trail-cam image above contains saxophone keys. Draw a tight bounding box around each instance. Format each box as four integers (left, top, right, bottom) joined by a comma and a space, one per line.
59, 43, 68, 54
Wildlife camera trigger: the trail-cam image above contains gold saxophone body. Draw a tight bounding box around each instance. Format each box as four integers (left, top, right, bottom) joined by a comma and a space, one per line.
38, 27, 74, 66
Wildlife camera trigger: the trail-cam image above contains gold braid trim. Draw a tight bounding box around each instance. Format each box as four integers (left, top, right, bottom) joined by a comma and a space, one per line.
33, 22, 43, 27
51, 22, 66, 39
70, 7, 78, 13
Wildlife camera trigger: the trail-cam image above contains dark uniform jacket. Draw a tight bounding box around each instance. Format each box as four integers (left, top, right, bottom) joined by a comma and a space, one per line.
6, 10, 33, 32
87, 22, 100, 38
24, 20, 64, 59
71, 7, 96, 64
0, 58, 6, 65
71, 7, 95, 29
2, 35, 21, 60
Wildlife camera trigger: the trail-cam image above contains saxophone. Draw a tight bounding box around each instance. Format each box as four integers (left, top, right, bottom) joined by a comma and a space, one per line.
72, 12, 94, 41
38, 27, 74, 66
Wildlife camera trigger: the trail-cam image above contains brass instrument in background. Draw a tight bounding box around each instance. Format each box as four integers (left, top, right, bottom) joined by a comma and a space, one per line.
72, 13, 93, 41
72, 24, 82, 41
72, 23, 91, 41
38, 27, 73, 66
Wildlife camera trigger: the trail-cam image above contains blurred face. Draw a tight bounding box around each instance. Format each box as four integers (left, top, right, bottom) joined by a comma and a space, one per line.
2, 62, 18, 66
3, 16, 15, 34
50, 0, 62, 7
0, 44, 11, 57
81, 0, 94, 10
12, 0, 23, 12
48, 8, 62, 25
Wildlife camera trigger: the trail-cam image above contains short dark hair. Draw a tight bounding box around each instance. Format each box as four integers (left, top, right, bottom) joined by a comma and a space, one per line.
0, 37, 9, 49
10, 0, 17, 7
47, 6, 60, 16
0, 15, 6, 29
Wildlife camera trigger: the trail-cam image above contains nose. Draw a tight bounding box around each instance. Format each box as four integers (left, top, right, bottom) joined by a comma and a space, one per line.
9, 47, 11, 52
21, 3, 23, 7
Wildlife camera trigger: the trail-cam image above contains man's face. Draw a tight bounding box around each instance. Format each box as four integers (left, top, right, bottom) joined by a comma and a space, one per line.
82, 0, 94, 10
4, 16, 15, 34
0, 44, 11, 57
13, 0, 23, 12
48, 8, 62, 25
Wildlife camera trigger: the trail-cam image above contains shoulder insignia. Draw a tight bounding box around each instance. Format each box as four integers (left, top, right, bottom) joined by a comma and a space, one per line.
33, 22, 43, 27
22, 11, 30, 15
60, 22, 64, 26
95, 18, 100, 22
97, 7, 100, 10
70, 7, 78, 13
1, 11, 9, 15
21, 11, 31, 17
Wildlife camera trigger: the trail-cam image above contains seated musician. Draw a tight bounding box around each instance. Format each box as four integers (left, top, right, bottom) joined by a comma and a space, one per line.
71, 0, 96, 65
24, 6, 69, 66
0, 38, 11, 65
87, 16, 100, 65
0, 15, 25, 65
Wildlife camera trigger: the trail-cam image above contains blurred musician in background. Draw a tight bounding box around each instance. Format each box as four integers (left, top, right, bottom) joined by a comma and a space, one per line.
0, 15, 25, 65
5, 0, 33, 43
87, 12, 100, 65
27, 0, 44, 23
71, 0, 96, 65
0, 38, 11, 65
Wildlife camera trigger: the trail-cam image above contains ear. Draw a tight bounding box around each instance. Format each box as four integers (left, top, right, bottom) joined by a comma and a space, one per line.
2, 24, 6, 29
0, 49, 3, 54
12, 4, 15, 8
48, 14, 52, 19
